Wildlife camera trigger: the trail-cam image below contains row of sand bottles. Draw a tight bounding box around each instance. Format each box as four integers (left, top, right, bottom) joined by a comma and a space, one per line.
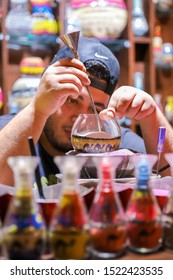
1, 154, 173, 259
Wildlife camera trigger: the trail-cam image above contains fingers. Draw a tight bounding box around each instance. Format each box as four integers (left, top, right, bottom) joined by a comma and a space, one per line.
53, 57, 86, 72
44, 58, 90, 91
42, 67, 90, 97
34, 58, 91, 116
106, 86, 156, 120
99, 108, 116, 119
52, 58, 90, 85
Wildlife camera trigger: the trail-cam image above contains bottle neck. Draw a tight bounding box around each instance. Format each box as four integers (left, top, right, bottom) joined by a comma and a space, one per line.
133, 0, 143, 11
100, 165, 114, 192
14, 171, 34, 197
62, 171, 78, 193
10, 0, 28, 13
136, 179, 149, 190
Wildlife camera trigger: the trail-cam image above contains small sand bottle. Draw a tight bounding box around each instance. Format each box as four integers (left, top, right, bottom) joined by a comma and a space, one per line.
89, 156, 127, 259
3, 156, 46, 260
49, 156, 90, 260
126, 155, 163, 253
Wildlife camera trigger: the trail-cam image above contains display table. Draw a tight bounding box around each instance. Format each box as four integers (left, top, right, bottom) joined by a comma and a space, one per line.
118, 248, 173, 260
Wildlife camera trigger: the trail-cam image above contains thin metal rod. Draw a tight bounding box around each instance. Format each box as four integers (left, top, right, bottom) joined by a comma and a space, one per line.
156, 152, 161, 176
85, 86, 101, 131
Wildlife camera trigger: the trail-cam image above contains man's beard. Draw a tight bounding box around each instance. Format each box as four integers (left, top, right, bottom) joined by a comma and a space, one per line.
44, 123, 73, 153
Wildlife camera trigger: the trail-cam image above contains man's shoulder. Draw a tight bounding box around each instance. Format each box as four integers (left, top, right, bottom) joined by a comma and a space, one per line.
0, 114, 14, 129
120, 125, 146, 154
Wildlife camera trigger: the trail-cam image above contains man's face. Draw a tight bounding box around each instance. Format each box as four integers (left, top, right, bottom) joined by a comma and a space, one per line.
41, 86, 110, 155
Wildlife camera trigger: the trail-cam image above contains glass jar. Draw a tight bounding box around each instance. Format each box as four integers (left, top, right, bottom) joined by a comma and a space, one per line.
132, 0, 149, 37
66, 0, 128, 40
5, 0, 32, 45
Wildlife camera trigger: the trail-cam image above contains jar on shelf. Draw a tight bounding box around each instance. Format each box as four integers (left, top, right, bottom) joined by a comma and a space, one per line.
134, 72, 144, 90
66, 0, 128, 40
8, 56, 45, 115
152, 24, 163, 64
162, 43, 173, 64
132, 0, 149, 37
29, 0, 59, 45
5, 0, 32, 45
155, 0, 173, 13
165, 95, 173, 126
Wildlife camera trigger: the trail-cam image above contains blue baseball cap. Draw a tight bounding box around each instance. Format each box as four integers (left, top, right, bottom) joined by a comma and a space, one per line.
51, 36, 120, 96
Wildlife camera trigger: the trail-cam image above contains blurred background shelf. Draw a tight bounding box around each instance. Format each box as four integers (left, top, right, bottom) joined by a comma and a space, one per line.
0, 0, 172, 130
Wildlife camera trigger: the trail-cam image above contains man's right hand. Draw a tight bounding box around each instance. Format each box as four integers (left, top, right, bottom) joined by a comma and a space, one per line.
32, 57, 91, 118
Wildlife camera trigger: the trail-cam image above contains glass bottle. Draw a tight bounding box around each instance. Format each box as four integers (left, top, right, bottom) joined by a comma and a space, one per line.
29, 0, 58, 45
5, 0, 32, 45
3, 156, 46, 260
89, 156, 127, 259
152, 24, 163, 64
66, 0, 128, 40
165, 96, 173, 126
162, 153, 173, 249
126, 154, 163, 253
49, 156, 90, 260
8, 56, 44, 115
134, 72, 144, 90
132, 0, 149, 37
162, 43, 173, 64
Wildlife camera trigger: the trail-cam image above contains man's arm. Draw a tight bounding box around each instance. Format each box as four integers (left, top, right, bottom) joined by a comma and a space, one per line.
0, 58, 90, 186
0, 103, 48, 185
103, 86, 173, 176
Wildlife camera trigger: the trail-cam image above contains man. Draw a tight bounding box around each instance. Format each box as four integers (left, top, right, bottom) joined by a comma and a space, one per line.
0, 37, 172, 186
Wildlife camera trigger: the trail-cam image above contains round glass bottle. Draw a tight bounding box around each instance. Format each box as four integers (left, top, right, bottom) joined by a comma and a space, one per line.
71, 113, 121, 153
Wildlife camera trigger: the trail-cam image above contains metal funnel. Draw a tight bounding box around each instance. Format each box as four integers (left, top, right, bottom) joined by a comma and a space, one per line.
60, 31, 80, 59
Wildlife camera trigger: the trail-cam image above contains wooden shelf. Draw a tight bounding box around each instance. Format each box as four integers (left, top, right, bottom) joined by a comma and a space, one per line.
0, 0, 172, 127
0, 0, 61, 114
133, 37, 152, 44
